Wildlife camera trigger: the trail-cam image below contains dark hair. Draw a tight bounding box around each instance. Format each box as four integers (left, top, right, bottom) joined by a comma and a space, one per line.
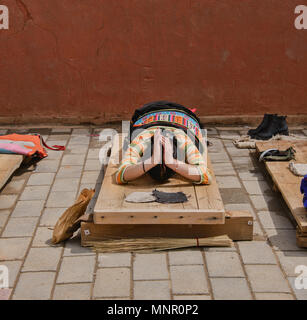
146, 131, 179, 183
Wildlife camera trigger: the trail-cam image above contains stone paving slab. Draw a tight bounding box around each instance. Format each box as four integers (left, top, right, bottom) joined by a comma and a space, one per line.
22, 247, 62, 272
211, 278, 252, 300
133, 253, 168, 280
237, 241, 277, 265
27, 173, 55, 186
12, 272, 55, 300
170, 265, 209, 294
53, 283, 91, 300
11, 200, 45, 217
2, 217, 38, 237
206, 252, 245, 278
134, 281, 171, 300
0, 237, 31, 260
0, 125, 306, 300
245, 265, 291, 293
57, 256, 96, 283
93, 268, 131, 298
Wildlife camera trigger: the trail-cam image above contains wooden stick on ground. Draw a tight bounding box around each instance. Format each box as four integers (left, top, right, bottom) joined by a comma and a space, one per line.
84, 235, 233, 253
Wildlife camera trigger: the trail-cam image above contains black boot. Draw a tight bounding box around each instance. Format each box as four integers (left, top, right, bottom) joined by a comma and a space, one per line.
247, 114, 275, 137
254, 115, 289, 140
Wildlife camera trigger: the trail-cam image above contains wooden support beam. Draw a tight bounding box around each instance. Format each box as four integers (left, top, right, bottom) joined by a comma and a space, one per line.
81, 211, 253, 246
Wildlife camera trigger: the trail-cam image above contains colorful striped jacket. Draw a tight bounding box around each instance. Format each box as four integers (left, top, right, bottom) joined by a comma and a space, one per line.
115, 126, 212, 185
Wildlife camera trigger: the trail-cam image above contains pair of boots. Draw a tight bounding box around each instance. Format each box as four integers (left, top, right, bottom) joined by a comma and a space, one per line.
248, 114, 289, 140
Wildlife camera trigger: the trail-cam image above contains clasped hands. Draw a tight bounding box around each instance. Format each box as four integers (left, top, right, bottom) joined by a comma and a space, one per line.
143, 129, 178, 169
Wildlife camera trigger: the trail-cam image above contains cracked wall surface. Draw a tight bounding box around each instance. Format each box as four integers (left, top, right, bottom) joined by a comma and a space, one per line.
0, 0, 306, 123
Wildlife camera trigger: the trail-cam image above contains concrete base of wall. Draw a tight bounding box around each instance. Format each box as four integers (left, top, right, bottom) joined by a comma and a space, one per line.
0, 114, 306, 127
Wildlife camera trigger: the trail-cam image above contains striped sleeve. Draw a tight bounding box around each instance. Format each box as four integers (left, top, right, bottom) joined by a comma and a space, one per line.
115, 135, 150, 184
176, 133, 212, 185
115, 143, 140, 184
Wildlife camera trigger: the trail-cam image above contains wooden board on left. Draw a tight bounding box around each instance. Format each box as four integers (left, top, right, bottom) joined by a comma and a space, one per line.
0, 154, 24, 190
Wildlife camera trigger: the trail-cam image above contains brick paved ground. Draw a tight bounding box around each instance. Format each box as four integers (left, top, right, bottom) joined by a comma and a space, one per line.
0, 124, 307, 300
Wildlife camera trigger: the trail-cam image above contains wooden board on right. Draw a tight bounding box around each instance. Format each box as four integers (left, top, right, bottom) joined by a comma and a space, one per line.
0, 154, 24, 191
256, 140, 307, 233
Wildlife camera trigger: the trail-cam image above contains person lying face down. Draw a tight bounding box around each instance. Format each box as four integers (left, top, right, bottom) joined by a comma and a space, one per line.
115, 127, 212, 185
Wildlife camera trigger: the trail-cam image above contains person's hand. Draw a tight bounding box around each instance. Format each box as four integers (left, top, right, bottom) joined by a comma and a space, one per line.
144, 129, 162, 168
152, 129, 163, 164
163, 136, 175, 167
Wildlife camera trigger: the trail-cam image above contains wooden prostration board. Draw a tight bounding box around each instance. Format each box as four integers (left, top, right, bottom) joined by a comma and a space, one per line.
94, 134, 225, 225
256, 140, 307, 232
0, 154, 23, 190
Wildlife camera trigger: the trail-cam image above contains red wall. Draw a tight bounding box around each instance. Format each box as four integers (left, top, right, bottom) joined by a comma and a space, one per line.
0, 0, 306, 122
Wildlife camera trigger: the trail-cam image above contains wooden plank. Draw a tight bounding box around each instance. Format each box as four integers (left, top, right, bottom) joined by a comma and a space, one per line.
296, 228, 307, 248
95, 209, 223, 225
255, 140, 307, 232
194, 157, 224, 211
94, 133, 225, 225
82, 211, 253, 245
0, 154, 23, 190
256, 140, 307, 163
